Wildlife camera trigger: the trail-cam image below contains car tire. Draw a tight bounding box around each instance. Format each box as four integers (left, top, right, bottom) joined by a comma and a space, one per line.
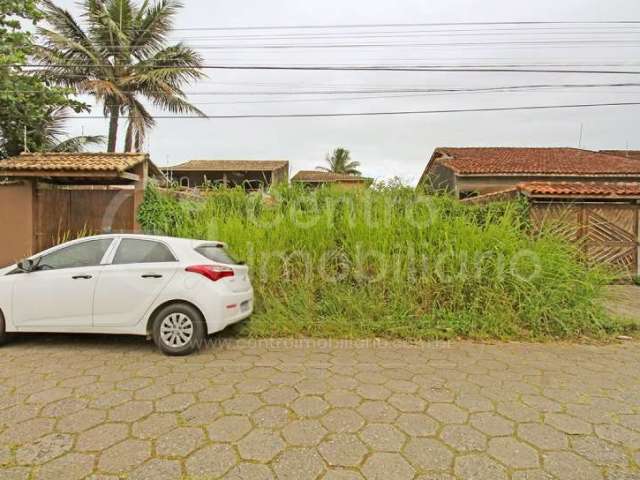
0, 310, 9, 346
152, 303, 205, 356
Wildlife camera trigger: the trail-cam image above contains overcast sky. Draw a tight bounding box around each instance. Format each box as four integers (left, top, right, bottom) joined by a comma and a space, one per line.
52, 0, 640, 184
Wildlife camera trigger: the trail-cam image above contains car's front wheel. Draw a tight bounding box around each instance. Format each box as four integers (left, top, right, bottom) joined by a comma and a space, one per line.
152, 303, 205, 356
0, 310, 10, 346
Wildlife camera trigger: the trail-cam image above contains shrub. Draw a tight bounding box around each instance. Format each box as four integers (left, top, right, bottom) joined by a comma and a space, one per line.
139, 184, 622, 340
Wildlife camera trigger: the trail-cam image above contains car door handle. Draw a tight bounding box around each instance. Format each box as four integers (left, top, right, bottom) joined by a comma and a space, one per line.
72, 275, 92, 280
141, 274, 163, 279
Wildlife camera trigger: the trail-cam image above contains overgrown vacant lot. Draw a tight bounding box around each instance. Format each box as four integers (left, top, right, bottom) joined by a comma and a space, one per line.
139, 184, 630, 340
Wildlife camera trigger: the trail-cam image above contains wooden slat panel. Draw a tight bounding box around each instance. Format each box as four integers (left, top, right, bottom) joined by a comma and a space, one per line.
584, 205, 638, 276
529, 203, 580, 241
530, 202, 639, 276
68, 190, 135, 235
585, 207, 636, 243
35, 187, 136, 252
35, 189, 71, 251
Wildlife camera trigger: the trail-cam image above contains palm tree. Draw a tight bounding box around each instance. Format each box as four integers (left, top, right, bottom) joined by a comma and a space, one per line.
40, 107, 105, 152
34, 0, 205, 152
317, 148, 361, 175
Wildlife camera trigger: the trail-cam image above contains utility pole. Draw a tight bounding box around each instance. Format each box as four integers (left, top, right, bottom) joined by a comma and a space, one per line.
23, 126, 29, 153
578, 123, 584, 148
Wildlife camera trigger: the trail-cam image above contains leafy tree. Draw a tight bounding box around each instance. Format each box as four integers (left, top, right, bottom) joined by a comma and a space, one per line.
35, 0, 206, 153
318, 147, 361, 175
0, 0, 87, 157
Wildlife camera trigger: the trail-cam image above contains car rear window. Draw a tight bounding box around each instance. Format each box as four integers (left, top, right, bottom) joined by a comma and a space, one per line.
195, 245, 241, 265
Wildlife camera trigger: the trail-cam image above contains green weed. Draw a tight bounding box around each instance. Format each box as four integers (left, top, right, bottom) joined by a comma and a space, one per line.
138, 184, 626, 340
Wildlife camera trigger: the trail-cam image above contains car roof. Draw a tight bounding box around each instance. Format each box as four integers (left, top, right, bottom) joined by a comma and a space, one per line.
44, 234, 225, 254
1, 234, 226, 270
75, 233, 220, 244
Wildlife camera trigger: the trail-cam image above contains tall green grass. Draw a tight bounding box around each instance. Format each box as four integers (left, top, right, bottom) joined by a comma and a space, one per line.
139, 184, 624, 340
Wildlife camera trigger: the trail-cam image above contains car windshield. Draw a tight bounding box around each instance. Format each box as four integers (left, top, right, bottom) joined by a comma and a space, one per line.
195, 244, 242, 265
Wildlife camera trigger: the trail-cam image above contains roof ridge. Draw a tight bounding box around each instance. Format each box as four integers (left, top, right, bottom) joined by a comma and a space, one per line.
439, 146, 599, 152
430, 147, 640, 176
517, 180, 640, 197
519, 180, 640, 185
295, 170, 364, 175
166, 159, 289, 172
18, 152, 146, 157
183, 158, 289, 163
292, 170, 370, 181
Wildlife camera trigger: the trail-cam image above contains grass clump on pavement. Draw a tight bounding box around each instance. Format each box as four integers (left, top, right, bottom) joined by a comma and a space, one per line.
139, 184, 625, 340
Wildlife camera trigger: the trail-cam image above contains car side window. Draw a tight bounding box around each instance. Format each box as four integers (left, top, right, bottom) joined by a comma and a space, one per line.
112, 239, 177, 265
38, 239, 113, 270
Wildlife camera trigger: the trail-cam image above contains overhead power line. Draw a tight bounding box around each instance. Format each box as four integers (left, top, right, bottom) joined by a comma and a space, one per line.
13, 82, 632, 96
139, 83, 640, 95
141, 90, 640, 106
71, 101, 640, 119
173, 28, 640, 41
40, 40, 640, 50
10, 82, 640, 96
123, 20, 640, 32
17, 64, 640, 74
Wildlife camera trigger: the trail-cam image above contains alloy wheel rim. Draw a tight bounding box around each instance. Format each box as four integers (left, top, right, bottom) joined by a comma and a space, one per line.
160, 313, 194, 348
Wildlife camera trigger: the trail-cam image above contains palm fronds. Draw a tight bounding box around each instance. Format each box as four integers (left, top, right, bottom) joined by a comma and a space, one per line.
51, 135, 105, 152
317, 148, 362, 175
35, 0, 205, 152
36, 107, 105, 152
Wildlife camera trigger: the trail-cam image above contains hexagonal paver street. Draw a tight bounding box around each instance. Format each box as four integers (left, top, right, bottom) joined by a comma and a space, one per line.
0, 335, 639, 479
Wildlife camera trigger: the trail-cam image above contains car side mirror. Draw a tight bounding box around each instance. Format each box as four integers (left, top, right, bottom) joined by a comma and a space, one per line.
17, 258, 36, 273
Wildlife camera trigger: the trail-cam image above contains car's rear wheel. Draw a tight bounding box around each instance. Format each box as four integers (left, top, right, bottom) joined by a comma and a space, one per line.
152, 303, 205, 356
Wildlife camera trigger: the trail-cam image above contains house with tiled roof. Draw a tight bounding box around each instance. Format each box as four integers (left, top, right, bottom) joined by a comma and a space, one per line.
291, 170, 372, 188
421, 148, 640, 276
0, 152, 164, 181
418, 147, 640, 199
0, 152, 163, 267
163, 160, 289, 190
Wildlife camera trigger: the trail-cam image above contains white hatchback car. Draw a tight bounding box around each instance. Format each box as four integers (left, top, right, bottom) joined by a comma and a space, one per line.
0, 234, 253, 355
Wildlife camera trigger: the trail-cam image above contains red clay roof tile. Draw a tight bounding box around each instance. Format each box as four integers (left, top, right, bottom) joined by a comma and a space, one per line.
599, 150, 640, 161
518, 181, 640, 197
0, 152, 148, 173
435, 147, 640, 176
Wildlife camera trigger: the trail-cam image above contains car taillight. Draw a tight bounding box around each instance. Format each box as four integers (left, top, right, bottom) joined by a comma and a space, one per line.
186, 265, 234, 282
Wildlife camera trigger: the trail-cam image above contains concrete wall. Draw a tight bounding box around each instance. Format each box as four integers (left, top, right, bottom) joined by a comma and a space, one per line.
0, 182, 35, 267
423, 163, 458, 192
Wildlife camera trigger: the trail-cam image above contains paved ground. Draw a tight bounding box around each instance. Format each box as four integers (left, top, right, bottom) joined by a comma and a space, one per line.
0, 335, 639, 480
606, 285, 640, 323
